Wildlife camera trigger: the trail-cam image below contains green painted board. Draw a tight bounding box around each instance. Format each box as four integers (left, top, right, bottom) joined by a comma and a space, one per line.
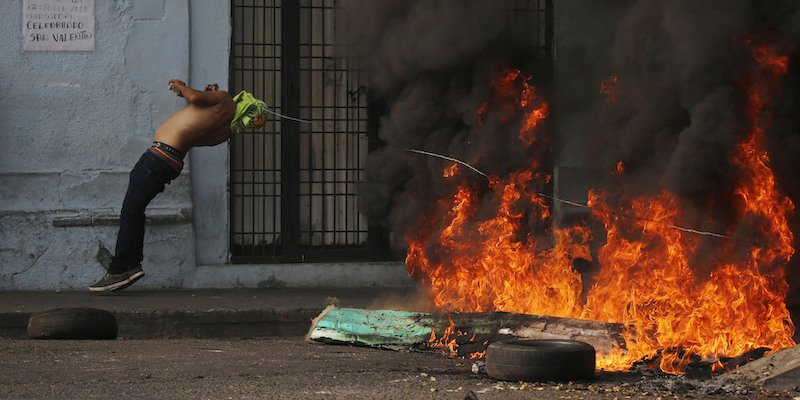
306, 306, 627, 355
307, 307, 439, 346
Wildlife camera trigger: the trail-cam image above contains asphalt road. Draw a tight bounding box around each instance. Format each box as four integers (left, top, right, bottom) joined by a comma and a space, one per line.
1, 337, 797, 400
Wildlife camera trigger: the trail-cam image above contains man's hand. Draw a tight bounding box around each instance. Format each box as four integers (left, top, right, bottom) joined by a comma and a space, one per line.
165, 80, 224, 108
168, 79, 186, 97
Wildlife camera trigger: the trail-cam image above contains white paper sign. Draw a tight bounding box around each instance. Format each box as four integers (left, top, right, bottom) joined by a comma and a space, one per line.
23, 0, 95, 51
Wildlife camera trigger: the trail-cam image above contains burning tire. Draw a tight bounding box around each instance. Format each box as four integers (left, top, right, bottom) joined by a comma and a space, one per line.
27, 308, 118, 340
485, 339, 595, 382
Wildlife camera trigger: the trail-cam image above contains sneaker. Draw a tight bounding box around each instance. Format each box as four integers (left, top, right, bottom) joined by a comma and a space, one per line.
89, 267, 145, 292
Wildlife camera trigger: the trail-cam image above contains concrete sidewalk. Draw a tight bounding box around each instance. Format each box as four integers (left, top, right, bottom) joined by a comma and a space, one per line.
0, 287, 417, 340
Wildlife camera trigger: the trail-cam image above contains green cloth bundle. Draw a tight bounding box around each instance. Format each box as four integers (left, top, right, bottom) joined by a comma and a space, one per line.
231, 90, 268, 134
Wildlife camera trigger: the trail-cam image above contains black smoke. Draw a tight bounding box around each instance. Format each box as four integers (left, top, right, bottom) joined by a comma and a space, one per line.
578, 1, 800, 306
586, 1, 800, 204
339, 0, 553, 245
341, 0, 800, 290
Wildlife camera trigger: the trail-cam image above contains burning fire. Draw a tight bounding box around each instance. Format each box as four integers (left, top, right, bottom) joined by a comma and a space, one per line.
599, 76, 620, 103
406, 39, 796, 374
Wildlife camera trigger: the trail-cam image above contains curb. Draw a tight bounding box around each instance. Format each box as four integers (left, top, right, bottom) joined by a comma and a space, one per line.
1, 308, 323, 340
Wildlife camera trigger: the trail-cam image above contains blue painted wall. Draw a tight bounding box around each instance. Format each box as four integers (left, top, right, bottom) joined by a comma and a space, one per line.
0, 0, 229, 289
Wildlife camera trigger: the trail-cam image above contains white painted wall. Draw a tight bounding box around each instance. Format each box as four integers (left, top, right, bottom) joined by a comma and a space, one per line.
189, 1, 232, 266
0, 0, 197, 290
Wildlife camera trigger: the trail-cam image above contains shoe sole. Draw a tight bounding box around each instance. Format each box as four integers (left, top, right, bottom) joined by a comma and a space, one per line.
110, 272, 145, 292
89, 270, 145, 292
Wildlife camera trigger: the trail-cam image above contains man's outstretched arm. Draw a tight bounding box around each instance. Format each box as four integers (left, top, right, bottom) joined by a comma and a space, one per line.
168, 79, 221, 106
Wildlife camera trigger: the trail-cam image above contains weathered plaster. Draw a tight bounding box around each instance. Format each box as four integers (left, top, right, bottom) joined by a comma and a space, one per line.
0, 0, 196, 290
188, 1, 232, 265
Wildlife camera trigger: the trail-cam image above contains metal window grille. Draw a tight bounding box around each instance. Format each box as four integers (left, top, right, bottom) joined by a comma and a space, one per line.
230, 0, 284, 260
507, 0, 553, 58
230, 0, 384, 262
229, 0, 552, 262
297, 1, 369, 251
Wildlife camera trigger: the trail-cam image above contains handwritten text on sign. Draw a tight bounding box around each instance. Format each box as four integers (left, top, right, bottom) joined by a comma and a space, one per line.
23, 0, 95, 51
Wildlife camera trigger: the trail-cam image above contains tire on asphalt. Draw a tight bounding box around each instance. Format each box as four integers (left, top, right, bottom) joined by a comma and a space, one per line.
27, 308, 118, 340
485, 339, 595, 382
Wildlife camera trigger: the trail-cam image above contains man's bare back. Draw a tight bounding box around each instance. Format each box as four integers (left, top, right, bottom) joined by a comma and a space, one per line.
89, 80, 268, 292
153, 80, 236, 153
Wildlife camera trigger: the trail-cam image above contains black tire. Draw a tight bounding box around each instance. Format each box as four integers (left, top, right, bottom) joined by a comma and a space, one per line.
27, 308, 118, 340
485, 339, 595, 382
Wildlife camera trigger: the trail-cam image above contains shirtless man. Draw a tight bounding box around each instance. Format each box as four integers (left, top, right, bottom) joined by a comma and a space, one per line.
90, 80, 267, 292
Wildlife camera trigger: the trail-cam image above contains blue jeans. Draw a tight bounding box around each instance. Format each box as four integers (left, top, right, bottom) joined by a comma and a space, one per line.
108, 150, 182, 274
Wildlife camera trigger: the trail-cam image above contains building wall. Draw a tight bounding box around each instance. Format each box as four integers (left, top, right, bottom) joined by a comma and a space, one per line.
0, 0, 199, 290
0, 0, 410, 291
189, 1, 232, 267
5, 0, 612, 291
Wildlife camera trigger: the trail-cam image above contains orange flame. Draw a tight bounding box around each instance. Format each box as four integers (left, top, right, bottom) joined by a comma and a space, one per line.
406, 40, 795, 374
477, 68, 549, 146
443, 163, 460, 178
424, 314, 483, 358
600, 76, 620, 103
613, 161, 625, 176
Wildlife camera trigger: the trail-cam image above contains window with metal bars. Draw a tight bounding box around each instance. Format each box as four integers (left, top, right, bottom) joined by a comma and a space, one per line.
229, 0, 552, 262
230, 0, 390, 262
